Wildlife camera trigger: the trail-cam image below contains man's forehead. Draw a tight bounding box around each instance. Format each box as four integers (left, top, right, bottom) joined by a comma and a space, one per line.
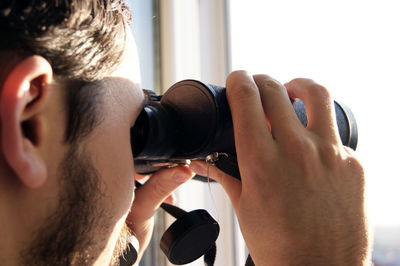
74, 77, 144, 132
95, 77, 144, 124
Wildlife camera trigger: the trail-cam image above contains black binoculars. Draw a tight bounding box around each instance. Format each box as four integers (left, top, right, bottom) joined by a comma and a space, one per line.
129, 79, 358, 265
132, 79, 358, 180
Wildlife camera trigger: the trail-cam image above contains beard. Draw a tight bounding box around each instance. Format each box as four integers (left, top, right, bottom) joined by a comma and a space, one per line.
20, 144, 132, 266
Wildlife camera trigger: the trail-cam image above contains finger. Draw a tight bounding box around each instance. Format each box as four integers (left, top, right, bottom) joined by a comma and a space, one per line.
131, 166, 194, 220
253, 74, 304, 141
135, 173, 149, 181
163, 192, 176, 205
226, 71, 274, 168
285, 78, 340, 143
189, 161, 241, 208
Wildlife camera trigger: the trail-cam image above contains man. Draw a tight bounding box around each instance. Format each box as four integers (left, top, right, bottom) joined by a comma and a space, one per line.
0, 1, 369, 265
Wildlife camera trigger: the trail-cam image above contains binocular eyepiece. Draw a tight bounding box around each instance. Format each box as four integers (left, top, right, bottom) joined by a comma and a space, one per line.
131, 79, 358, 180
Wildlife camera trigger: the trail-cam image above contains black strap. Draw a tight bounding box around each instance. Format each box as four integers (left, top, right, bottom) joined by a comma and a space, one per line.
118, 243, 138, 266
203, 243, 217, 266
245, 254, 255, 266
125, 181, 217, 266
160, 202, 217, 266
214, 154, 241, 180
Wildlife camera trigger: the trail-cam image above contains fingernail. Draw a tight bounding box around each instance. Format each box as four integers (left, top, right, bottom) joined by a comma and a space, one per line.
189, 163, 206, 176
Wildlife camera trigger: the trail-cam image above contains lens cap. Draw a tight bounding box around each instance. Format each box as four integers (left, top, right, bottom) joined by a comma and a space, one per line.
160, 209, 220, 265
161, 80, 218, 157
334, 101, 358, 150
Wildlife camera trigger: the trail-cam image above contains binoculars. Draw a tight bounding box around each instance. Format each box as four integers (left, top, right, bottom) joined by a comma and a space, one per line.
129, 79, 358, 265
132, 79, 358, 180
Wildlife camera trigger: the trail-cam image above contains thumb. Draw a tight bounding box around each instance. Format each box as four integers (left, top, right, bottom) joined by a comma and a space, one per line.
131, 166, 194, 220
189, 161, 242, 207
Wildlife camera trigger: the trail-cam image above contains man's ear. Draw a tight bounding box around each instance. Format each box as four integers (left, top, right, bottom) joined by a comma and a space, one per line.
0, 55, 53, 188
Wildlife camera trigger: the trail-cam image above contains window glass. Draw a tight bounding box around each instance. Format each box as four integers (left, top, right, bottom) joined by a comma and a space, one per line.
229, 1, 400, 265
127, 1, 244, 265
126, 1, 164, 265
128, 0, 160, 92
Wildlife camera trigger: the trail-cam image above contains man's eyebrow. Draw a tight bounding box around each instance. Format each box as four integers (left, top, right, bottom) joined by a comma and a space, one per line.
65, 80, 106, 144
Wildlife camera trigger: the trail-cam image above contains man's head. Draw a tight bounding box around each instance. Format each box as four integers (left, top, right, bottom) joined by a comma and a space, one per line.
0, 1, 144, 265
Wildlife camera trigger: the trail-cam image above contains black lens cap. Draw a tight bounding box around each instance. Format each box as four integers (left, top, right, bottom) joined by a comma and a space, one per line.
160, 209, 220, 265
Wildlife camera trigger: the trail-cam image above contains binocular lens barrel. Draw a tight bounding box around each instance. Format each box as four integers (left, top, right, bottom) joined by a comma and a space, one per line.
131, 80, 358, 176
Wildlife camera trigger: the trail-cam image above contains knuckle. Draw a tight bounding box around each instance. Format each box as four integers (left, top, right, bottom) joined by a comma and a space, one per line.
228, 69, 249, 78
307, 82, 332, 100
290, 77, 306, 83
260, 80, 284, 96
254, 75, 282, 91
255, 75, 288, 102
226, 79, 258, 102
346, 155, 365, 178
152, 178, 170, 198
317, 143, 342, 167
341, 155, 366, 192
284, 135, 317, 161
227, 70, 250, 86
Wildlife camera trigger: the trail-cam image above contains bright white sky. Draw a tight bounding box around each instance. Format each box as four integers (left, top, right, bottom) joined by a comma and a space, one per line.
230, 0, 400, 226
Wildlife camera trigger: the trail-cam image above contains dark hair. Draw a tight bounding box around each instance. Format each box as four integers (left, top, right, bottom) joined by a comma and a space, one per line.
23, 143, 104, 265
0, 0, 132, 142
0, 0, 131, 81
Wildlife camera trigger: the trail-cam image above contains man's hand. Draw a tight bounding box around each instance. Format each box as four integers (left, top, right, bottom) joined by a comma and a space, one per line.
190, 71, 369, 265
126, 166, 194, 262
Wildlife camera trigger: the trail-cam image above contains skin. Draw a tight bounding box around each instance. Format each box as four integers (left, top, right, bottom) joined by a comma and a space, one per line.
190, 72, 369, 265
0, 30, 195, 265
0, 28, 369, 265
